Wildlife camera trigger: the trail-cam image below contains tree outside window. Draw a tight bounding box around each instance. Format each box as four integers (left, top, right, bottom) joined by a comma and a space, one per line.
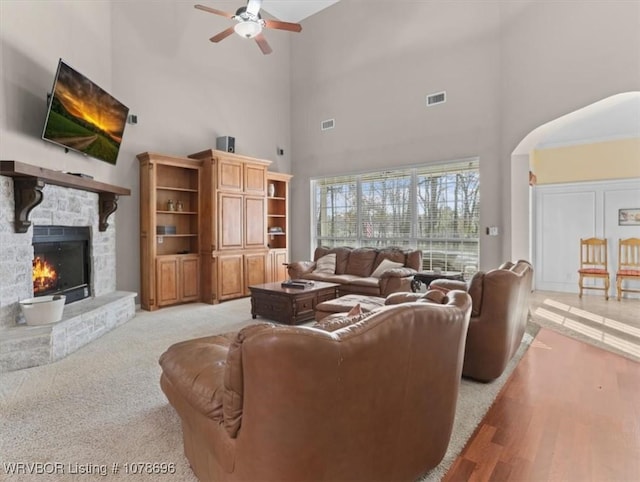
312, 158, 479, 276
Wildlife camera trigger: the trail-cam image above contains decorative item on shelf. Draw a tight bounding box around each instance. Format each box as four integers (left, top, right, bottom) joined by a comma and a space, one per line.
176, 200, 184, 212
167, 199, 175, 211
268, 183, 275, 197
268, 227, 283, 233
156, 225, 177, 235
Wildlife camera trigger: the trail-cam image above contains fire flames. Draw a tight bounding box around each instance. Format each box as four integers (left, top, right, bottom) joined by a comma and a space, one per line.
33, 257, 57, 293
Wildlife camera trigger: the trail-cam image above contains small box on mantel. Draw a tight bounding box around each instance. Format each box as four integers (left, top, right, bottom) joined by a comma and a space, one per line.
156, 225, 176, 235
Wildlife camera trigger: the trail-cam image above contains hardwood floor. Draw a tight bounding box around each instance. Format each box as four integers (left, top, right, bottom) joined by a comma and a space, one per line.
444, 327, 640, 481
529, 290, 640, 362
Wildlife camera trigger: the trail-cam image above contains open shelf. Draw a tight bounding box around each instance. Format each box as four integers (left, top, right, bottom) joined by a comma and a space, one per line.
138, 152, 203, 310
266, 174, 292, 251
157, 186, 198, 192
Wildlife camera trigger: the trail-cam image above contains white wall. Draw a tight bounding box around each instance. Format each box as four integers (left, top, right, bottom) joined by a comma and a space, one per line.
291, 1, 503, 266
510, 153, 531, 262
534, 179, 640, 297
1, 1, 292, 296
290, 0, 640, 268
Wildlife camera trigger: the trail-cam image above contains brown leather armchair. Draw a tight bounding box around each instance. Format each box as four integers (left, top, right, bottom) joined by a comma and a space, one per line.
392, 260, 533, 382
159, 291, 472, 482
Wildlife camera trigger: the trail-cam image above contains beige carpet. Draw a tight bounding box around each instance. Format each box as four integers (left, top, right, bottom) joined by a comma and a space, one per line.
0, 298, 535, 481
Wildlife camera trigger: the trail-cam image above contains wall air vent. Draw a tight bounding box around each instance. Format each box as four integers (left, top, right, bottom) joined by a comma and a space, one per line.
426, 91, 446, 106
321, 118, 335, 131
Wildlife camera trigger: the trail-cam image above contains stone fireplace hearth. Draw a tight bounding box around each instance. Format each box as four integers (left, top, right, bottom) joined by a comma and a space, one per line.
0, 174, 136, 372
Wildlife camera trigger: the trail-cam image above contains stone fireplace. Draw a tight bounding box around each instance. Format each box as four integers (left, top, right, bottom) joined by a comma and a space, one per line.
0, 172, 136, 372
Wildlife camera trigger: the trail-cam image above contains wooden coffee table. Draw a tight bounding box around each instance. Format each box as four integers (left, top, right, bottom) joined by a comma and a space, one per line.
249, 281, 340, 325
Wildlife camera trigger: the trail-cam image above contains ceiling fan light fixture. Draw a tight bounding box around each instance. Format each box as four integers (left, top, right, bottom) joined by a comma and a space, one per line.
234, 20, 262, 38
195, 1, 301, 55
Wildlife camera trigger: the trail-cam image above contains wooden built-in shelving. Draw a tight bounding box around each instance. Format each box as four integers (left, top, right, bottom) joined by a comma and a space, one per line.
266, 172, 293, 282
137, 152, 202, 310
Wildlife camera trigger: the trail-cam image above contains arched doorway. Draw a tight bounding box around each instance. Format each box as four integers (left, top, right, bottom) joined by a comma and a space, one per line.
510, 92, 640, 295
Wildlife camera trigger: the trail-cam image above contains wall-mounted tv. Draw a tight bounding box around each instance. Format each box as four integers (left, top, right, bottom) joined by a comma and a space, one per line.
42, 59, 129, 165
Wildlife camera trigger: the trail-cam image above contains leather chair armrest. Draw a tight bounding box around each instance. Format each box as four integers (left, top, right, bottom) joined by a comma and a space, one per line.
287, 261, 316, 279
159, 335, 234, 421
429, 279, 468, 293
379, 267, 416, 278
385, 292, 425, 305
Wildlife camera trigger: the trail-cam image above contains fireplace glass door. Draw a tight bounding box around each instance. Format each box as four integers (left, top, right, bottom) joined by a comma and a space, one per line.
33, 226, 91, 304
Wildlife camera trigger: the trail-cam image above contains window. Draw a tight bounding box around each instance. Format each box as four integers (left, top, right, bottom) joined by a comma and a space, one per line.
312, 158, 479, 274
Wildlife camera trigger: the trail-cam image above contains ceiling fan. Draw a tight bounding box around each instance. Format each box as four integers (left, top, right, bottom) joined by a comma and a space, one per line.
194, 0, 302, 55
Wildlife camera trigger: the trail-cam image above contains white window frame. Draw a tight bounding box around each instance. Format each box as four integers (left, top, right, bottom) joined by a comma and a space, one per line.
310, 157, 480, 274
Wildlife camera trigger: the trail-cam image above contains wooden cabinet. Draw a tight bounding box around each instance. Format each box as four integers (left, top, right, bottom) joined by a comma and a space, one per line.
156, 257, 179, 307
156, 254, 200, 307
219, 192, 244, 249
138, 150, 292, 306
218, 158, 243, 192
217, 254, 244, 301
214, 252, 267, 301
138, 152, 201, 311
266, 173, 293, 282
245, 196, 267, 248
189, 149, 271, 303
245, 163, 267, 194
180, 255, 200, 300
268, 249, 289, 283
216, 157, 267, 193
244, 252, 268, 293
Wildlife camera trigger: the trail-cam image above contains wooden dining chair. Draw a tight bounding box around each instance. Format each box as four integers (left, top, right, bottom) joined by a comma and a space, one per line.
616, 237, 640, 301
578, 237, 610, 300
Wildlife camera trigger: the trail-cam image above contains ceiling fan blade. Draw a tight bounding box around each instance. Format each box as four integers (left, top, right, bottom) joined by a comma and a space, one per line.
194, 4, 234, 19
263, 19, 302, 33
246, 0, 262, 16
210, 27, 235, 43
254, 33, 273, 55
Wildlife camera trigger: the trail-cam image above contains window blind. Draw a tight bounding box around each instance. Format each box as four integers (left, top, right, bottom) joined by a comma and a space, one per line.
312, 159, 480, 274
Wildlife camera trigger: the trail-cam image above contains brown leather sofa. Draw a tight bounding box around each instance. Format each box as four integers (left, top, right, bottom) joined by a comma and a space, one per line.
404, 259, 533, 382
159, 291, 472, 482
286, 246, 422, 297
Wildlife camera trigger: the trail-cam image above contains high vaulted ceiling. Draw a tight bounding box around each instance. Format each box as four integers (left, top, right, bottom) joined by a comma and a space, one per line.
262, 0, 341, 23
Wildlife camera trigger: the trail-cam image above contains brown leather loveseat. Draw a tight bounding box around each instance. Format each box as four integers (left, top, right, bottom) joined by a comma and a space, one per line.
421, 260, 534, 381
159, 291, 472, 482
287, 246, 422, 297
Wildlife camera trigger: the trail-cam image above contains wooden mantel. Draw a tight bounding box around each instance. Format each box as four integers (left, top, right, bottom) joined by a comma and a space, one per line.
0, 160, 131, 233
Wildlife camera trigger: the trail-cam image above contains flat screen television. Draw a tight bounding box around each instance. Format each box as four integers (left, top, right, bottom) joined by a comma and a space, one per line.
42, 59, 129, 165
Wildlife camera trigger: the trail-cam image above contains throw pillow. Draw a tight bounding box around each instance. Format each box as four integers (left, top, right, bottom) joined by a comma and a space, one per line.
314, 253, 336, 274
371, 258, 404, 278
